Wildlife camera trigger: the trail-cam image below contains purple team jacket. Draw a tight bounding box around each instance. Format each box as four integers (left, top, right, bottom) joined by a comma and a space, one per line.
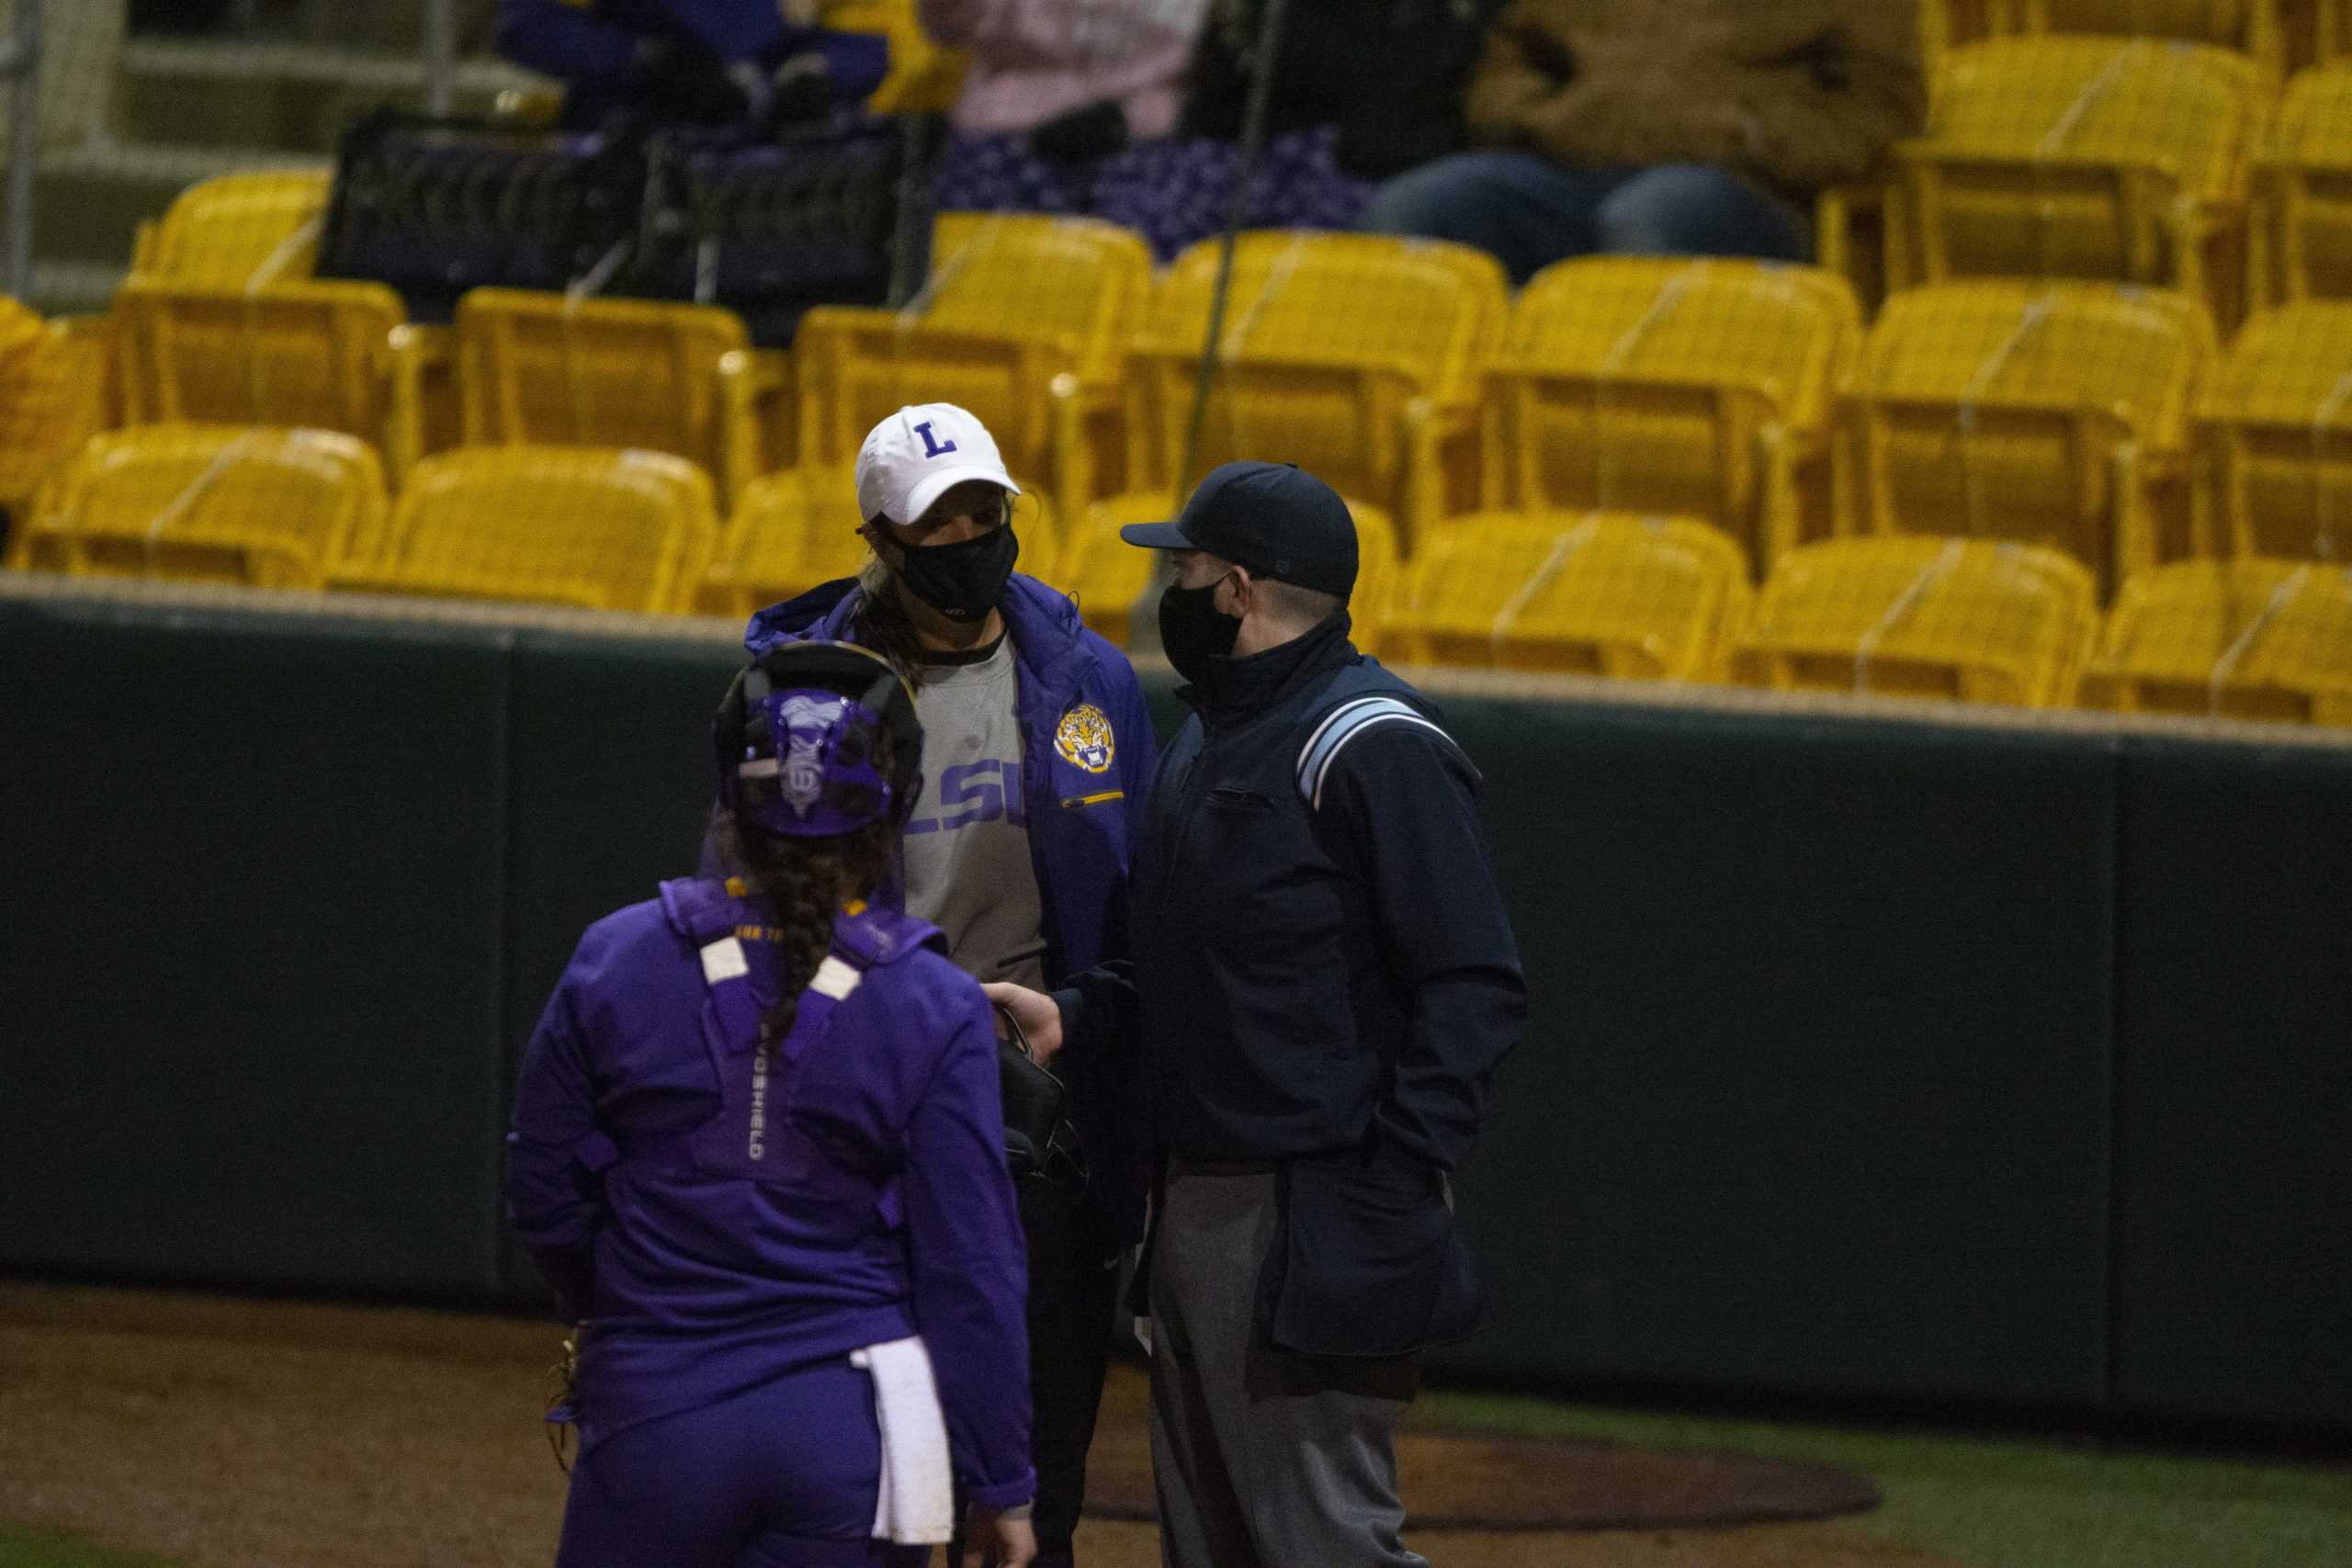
506, 878, 1035, 1509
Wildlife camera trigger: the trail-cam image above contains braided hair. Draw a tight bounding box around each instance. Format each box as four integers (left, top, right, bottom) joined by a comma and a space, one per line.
716, 725, 903, 1043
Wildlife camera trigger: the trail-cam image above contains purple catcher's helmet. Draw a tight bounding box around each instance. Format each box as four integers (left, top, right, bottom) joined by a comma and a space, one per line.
715, 641, 922, 838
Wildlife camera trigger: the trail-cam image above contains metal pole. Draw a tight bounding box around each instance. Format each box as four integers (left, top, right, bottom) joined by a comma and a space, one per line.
4, 0, 41, 301
1178, 0, 1290, 493
422, 0, 457, 118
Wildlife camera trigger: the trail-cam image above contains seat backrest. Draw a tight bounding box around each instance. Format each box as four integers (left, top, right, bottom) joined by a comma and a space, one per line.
1050, 491, 1170, 649
698, 465, 1057, 620
2091, 556, 2352, 720
112, 278, 407, 446
140, 169, 333, 290
1841, 280, 2209, 577
1927, 37, 2259, 197
371, 446, 716, 614
1134, 232, 1506, 507
2195, 299, 2352, 558
0, 301, 98, 513
28, 423, 386, 588
795, 213, 1152, 465
455, 288, 751, 478
1397, 511, 1750, 679
2256, 66, 2352, 302
1984, 0, 2279, 66
1734, 536, 2098, 705
1491, 257, 1860, 549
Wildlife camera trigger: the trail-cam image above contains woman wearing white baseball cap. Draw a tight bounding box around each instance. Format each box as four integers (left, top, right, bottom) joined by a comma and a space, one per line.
741, 403, 1159, 1568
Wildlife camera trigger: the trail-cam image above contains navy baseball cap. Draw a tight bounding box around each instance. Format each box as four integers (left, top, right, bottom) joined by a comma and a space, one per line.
1120, 461, 1359, 599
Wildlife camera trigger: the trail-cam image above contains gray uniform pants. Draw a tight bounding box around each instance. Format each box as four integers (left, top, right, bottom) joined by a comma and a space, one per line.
1147, 1163, 1426, 1568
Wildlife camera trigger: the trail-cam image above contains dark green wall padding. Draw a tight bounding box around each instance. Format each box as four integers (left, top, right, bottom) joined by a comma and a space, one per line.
3, 592, 2346, 1427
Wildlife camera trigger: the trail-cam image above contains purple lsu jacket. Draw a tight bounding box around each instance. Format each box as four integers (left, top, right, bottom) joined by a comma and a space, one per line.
506, 876, 1035, 1510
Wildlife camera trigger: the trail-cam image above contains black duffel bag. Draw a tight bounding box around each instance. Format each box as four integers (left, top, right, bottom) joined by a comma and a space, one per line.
621, 114, 942, 346
316, 107, 647, 323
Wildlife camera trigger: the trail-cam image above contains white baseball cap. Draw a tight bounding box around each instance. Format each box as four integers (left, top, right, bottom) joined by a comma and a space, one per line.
854, 403, 1021, 525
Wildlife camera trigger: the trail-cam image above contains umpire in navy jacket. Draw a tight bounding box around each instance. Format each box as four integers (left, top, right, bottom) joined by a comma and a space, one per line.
987, 461, 1526, 1568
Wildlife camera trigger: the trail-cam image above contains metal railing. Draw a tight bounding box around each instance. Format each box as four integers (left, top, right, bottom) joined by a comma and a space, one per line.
1, 0, 41, 298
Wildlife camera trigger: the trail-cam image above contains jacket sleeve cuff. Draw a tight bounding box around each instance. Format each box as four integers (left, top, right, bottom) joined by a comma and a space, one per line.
966, 1470, 1039, 1512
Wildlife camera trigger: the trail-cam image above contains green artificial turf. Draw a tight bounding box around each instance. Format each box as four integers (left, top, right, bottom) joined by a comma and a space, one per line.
1423, 1389, 2352, 1568
0, 1526, 175, 1568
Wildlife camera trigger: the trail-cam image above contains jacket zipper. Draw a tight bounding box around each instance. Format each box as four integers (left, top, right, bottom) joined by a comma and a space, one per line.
1059, 789, 1125, 809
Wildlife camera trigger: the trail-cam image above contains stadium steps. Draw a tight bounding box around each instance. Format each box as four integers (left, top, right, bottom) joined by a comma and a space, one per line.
20, 23, 548, 316
32, 139, 329, 280
113, 35, 543, 154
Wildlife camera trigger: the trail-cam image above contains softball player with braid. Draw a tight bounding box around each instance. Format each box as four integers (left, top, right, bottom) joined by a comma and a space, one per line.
507, 640, 1035, 1568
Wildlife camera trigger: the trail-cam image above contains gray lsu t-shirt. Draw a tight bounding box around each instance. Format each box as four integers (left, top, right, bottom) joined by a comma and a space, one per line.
900, 634, 1049, 988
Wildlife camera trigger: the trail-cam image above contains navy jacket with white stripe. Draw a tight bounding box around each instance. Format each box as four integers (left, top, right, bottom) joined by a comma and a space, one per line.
1110, 611, 1525, 1173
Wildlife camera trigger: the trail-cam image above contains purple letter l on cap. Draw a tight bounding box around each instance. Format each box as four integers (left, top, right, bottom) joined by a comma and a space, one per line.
914, 421, 957, 459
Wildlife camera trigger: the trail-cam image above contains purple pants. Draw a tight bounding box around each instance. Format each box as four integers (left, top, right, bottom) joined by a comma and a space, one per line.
555, 1357, 928, 1568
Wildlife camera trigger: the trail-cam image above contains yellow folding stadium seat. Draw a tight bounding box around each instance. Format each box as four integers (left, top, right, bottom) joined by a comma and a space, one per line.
2086, 556, 2352, 720
1048, 490, 1401, 652
111, 277, 424, 484
2193, 299, 2352, 559
454, 288, 784, 508
333, 446, 717, 615
1127, 232, 1507, 550
130, 168, 332, 290
1890, 38, 2263, 312
1733, 536, 2099, 705
1482, 257, 1861, 573
694, 466, 1057, 621
1924, 0, 2286, 74
792, 213, 1151, 509
1837, 280, 2211, 591
0, 299, 103, 523
19, 423, 386, 589
1394, 512, 1750, 679
2249, 66, 2352, 306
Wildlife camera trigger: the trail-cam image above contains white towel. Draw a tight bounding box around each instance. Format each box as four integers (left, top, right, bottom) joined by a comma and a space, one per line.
849, 1337, 956, 1545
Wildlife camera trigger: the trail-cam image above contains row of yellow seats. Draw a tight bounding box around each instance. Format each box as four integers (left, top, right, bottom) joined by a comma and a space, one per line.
3, 422, 1415, 640
17, 423, 2342, 726
83, 254, 2352, 621
1923, 0, 2352, 78
1394, 515, 2352, 724
96, 55, 2352, 586
1847, 40, 2352, 319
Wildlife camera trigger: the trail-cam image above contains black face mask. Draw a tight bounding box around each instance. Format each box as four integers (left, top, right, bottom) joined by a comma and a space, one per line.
1158, 577, 1242, 685
894, 525, 1018, 623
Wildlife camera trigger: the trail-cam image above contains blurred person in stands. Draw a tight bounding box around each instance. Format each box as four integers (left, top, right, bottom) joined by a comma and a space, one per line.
497, 0, 889, 130
1360, 0, 1923, 283
508, 638, 1035, 1568
1091, 0, 1499, 257
922, 0, 1211, 221
742, 403, 1158, 1568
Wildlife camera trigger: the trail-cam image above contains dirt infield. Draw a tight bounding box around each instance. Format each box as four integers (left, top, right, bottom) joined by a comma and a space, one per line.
0, 1285, 1971, 1568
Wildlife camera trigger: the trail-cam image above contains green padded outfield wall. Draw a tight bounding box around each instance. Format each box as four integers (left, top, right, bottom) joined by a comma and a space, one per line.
4, 584, 2348, 1425
0, 592, 514, 1297
2111, 737, 2352, 1425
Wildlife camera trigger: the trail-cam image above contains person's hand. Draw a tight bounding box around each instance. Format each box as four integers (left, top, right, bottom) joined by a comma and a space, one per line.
961, 1506, 1036, 1568
981, 982, 1063, 1067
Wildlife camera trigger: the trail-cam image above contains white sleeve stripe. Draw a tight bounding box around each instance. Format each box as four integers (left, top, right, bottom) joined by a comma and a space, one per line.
1295, 698, 1425, 796
1288, 700, 1411, 799
1296, 695, 1396, 778
1301, 709, 1457, 809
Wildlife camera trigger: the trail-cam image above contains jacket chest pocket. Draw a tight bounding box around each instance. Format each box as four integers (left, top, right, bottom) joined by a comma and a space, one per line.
1186, 784, 1335, 915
